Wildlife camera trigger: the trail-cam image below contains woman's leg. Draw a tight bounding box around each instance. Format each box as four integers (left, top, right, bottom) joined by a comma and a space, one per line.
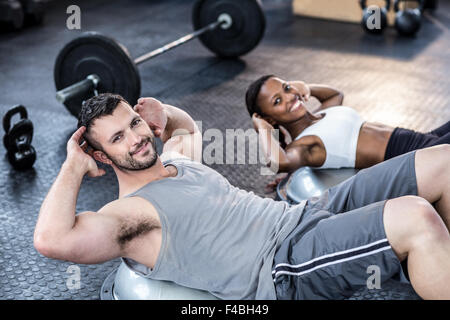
423, 132, 450, 148
384, 127, 450, 160
427, 120, 450, 137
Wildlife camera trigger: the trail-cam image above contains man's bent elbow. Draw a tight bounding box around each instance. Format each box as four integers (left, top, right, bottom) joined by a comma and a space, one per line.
34, 232, 66, 260
34, 233, 54, 258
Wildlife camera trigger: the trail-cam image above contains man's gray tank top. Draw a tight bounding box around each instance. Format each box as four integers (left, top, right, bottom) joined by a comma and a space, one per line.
122, 157, 306, 299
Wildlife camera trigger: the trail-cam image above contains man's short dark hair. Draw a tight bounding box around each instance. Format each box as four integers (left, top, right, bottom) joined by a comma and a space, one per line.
77, 93, 129, 151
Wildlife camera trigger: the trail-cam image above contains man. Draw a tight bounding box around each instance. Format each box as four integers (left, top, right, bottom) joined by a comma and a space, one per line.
34, 93, 450, 299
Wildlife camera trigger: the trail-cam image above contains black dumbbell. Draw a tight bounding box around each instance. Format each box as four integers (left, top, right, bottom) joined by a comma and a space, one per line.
3, 105, 36, 170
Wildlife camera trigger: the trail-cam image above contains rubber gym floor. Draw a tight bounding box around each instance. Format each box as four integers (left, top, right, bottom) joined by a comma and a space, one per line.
0, 0, 449, 300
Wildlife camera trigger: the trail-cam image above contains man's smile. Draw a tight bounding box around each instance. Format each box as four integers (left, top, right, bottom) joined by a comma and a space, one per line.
132, 140, 149, 156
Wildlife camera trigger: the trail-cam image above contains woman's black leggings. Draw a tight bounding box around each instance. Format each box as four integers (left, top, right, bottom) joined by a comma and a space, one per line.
384, 120, 450, 160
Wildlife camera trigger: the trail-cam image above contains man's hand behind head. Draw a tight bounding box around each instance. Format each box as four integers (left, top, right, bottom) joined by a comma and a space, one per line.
134, 98, 168, 138
66, 126, 106, 178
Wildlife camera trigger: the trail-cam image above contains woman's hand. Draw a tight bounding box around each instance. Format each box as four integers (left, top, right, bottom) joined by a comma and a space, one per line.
264, 173, 288, 194
292, 81, 311, 102
252, 113, 274, 133
304, 84, 344, 109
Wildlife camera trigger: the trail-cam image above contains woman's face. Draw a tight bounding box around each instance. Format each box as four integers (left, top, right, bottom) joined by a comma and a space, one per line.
257, 77, 307, 124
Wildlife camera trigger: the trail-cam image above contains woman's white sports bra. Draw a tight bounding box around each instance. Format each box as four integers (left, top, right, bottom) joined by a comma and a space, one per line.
295, 106, 365, 169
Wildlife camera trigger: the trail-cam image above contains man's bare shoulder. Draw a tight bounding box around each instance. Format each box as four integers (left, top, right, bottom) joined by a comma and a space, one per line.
97, 196, 158, 217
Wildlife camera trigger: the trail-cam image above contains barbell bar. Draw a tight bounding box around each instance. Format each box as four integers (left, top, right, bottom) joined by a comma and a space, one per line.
54, 0, 266, 117
55, 16, 226, 105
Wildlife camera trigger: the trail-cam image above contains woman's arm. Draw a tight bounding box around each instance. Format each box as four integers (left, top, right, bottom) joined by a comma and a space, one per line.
252, 114, 323, 173
291, 81, 344, 110
282, 136, 326, 172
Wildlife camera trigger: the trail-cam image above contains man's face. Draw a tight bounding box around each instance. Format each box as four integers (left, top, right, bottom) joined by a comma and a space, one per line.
90, 102, 158, 171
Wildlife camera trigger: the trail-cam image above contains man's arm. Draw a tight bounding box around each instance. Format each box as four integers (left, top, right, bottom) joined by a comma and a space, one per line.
34, 127, 123, 264
134, 98, 202, 162
291, 81, 344, 110
160, 104, 202, 162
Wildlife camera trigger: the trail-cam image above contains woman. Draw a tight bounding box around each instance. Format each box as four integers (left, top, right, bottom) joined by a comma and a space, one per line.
246, 74, 450, 178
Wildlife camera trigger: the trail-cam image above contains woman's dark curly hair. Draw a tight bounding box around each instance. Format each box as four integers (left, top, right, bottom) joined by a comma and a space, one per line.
245, 74, 287, 148
245, 74, 274, 118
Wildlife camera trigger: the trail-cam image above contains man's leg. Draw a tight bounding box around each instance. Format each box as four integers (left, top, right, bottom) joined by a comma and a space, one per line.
273, 201, 402, 300
309, 144, 449, 228
273, 196, 450, 300
384, 196, 450, 299
414, 144, 450, 227
274, 146, 450, 300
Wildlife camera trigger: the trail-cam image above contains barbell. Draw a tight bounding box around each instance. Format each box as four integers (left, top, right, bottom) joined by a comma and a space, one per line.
54, 0, 266, 117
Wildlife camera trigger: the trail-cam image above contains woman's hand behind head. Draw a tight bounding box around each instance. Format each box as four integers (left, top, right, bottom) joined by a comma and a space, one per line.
252, 113, 274, 133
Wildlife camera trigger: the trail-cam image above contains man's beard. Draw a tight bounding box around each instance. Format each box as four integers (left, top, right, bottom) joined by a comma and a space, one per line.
105, 136, 158, 171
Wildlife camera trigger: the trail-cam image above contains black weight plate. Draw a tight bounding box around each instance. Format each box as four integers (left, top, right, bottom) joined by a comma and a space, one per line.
54, 32, 141, 118
192, 0, 266, 58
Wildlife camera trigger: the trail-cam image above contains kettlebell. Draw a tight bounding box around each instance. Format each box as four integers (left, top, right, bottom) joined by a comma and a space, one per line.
394, 0, 425, 36
3, 105, 36, 170
360, 0, 390, 34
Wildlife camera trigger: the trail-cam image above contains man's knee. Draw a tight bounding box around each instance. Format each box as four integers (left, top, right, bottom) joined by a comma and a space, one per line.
384, 196, 447, 256
408, 196, 445, 234
399, 196, 447, 240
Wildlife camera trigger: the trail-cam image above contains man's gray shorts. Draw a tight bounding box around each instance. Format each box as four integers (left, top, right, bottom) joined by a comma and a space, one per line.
273, 150, 418, 300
